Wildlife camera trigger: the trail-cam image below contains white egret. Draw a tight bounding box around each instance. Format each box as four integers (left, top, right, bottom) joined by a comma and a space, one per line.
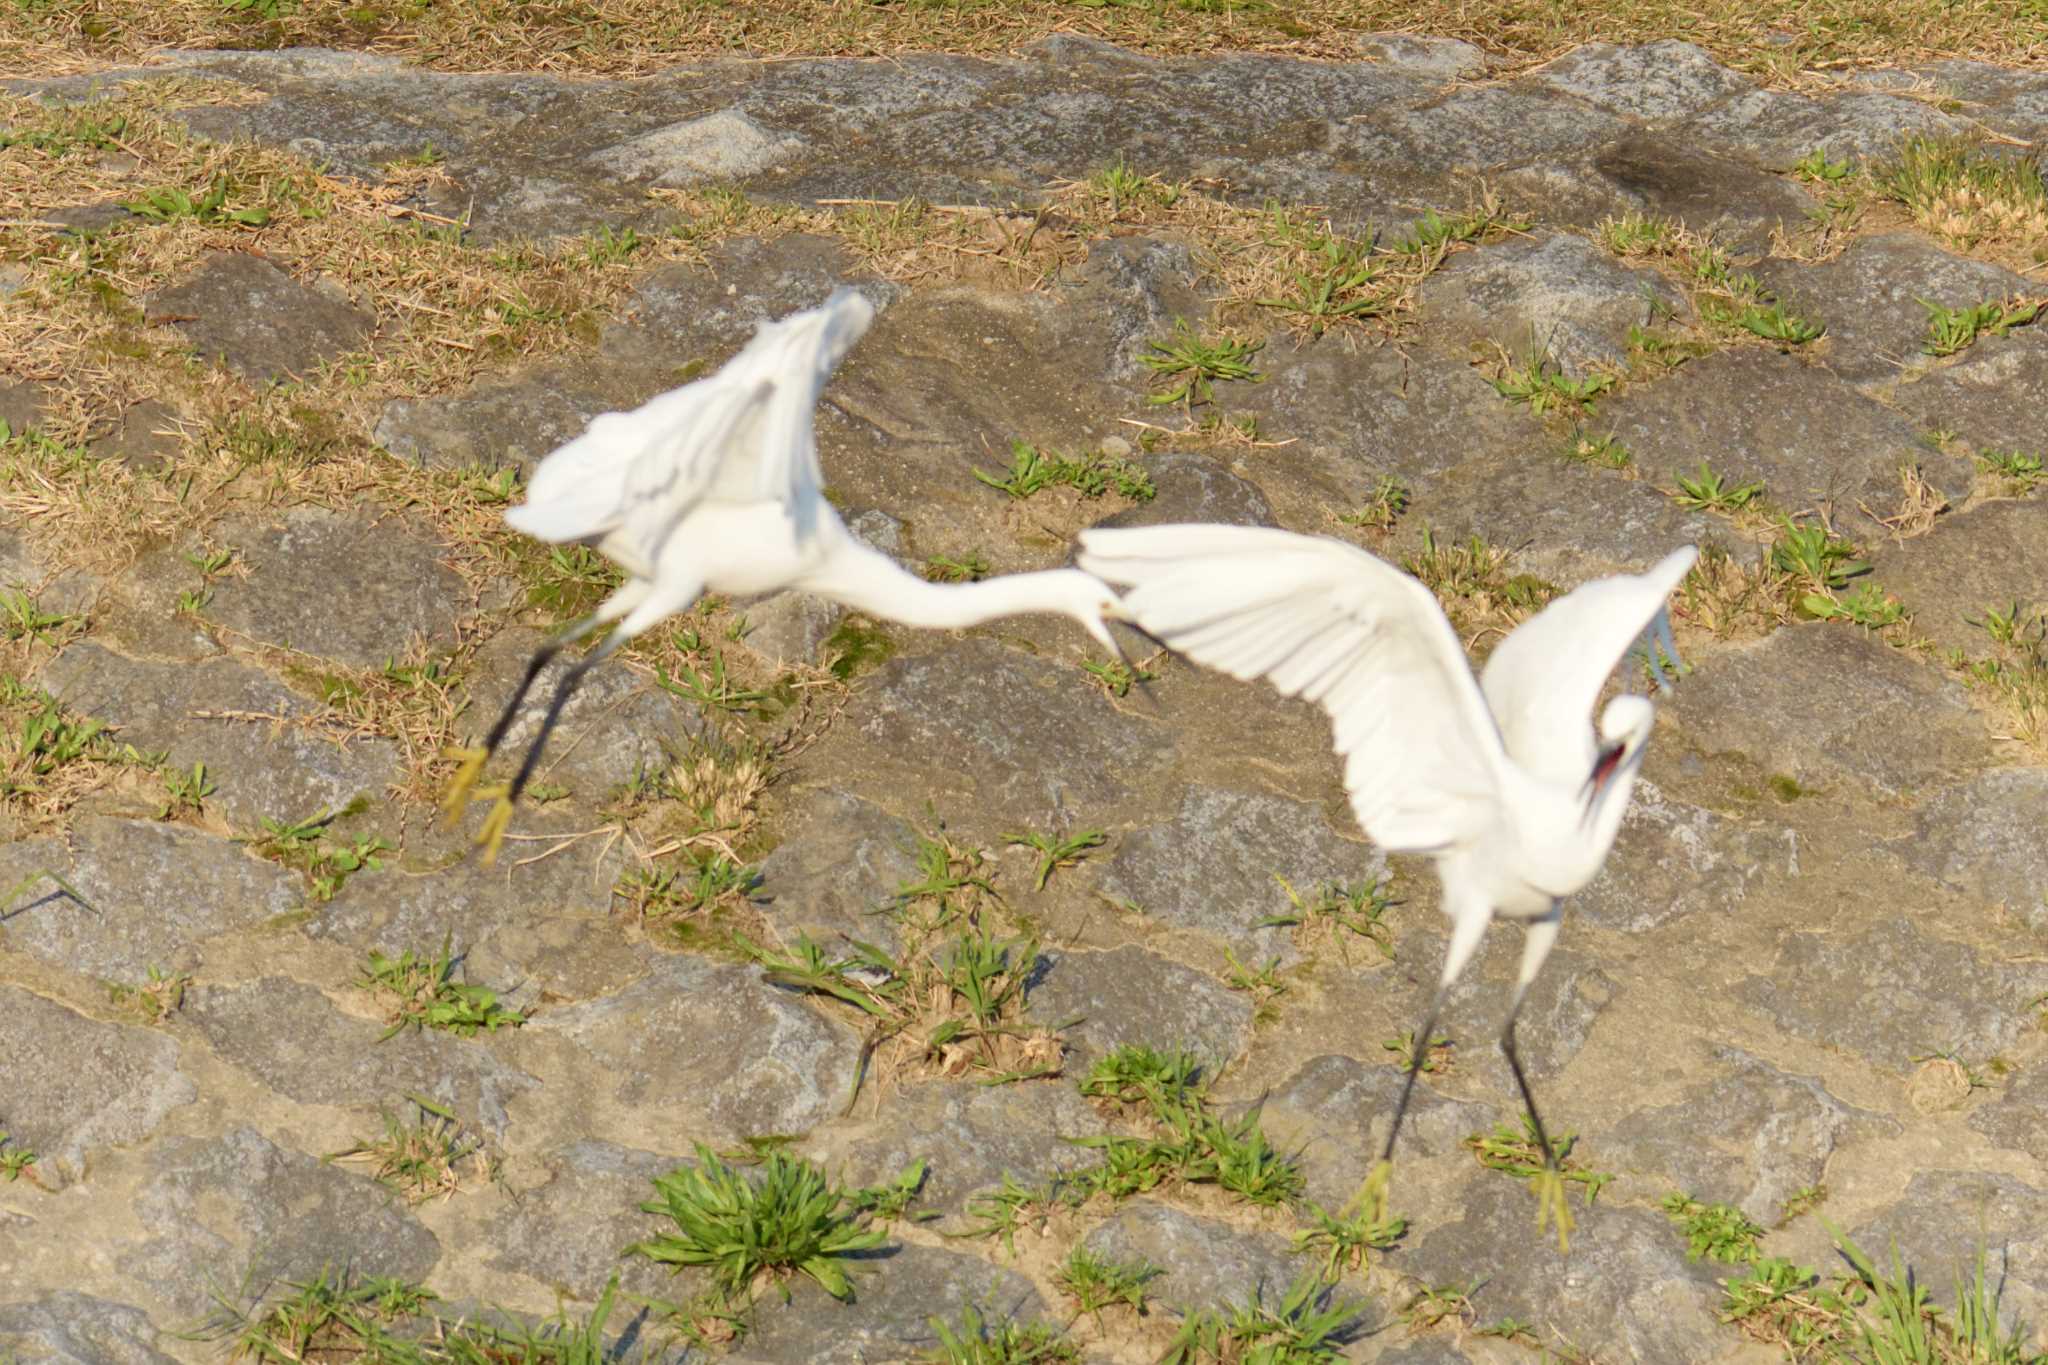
1077, 524, 1696, 1247
445, 289, 1127, 860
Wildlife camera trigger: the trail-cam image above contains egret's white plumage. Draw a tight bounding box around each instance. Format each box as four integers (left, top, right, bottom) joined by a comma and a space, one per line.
446, 289, 1126, 858
1078, 523, 1695, 1245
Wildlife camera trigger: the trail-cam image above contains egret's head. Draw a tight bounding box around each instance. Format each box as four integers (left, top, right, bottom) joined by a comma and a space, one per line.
1581, 693, 1656, 815
1053, 572, 1133, 659
1085, 589, 1130, 657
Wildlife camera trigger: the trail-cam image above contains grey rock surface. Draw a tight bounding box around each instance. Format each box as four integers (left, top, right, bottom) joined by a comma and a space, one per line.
1871, 498, 2048, 656
811, 1077, 1106, 1219
1097, 784, 1374, 959
1689, 87, 1974, 168
1736, 916, 2048, 1069
1422, 455, 1729, 588
1595, 349, 1976, 527
740, 589, 844, 667
754, 786, 921, 953
1571, 779, 1786, 933
1394, 1178, 1727, 1360
457, 626, 705, 802
480, 1140, 699, 1301
1358, 33, 1494, 81
0, 987, 195, 1185
91, 399, 184, 474
307, 832, 642, 999
1236, 344, 1545, 492
528, 954, 860, 1144
1100, 451, 1277, 530
0, 379, 49, 435
1080, 1201, 1314, 1317
1904, 768, 2048, 933
1970, 1065, 2048, 1163
186, 976, 536, 1138
1334, 83, 1632, 179
1893, 328, 2048, 457
1030, 945, 1256, 1072
1261, 1053, 1495, 1207
1756, 233, 2037, 385
1530, 41, 1755, 123
147, 252, 373, 382
205, 505, 466, 667
0, 817, 302, 978
833, 638, 1178, 832
1666, 624, 1991, 798
41, 643, 402, 829
1535, 136, 1819, 248
121, 1127, 441, 1316
375, 358, 649, 475
1598, 1047, 1894, 1220
1850, 1171, 2048, 1329
739, 1243, 1048, 1365
1417, 231, 1680, 375
0, 1293, 178, 1365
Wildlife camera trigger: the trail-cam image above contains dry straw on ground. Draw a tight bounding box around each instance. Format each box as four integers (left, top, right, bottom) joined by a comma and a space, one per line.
3, 0, 2045, 80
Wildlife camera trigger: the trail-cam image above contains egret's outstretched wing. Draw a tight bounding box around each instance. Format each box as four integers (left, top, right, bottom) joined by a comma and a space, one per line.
1477, 546, 1696, 788
719, 288, 874, 538
1079, 524, 1506, 854
505, 376, 773, 577
504, 289, 876, 560
505, 380, 723, 547
607, 378, 781, 577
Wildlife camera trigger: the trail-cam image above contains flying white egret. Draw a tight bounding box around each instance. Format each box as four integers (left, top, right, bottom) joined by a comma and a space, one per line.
444, 289, 1127, 861
1077, 524, 1696, 1247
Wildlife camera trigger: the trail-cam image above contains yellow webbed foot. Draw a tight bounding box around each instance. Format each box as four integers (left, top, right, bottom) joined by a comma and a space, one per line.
440, 746, 491, 827
1352, 1158, 1395, 1224
474, 795, 516, 866
1532, 1166, 1576, 1253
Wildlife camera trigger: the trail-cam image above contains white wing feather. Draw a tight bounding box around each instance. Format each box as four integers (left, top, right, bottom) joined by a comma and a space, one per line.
1477, 546, 1697, 787
504, 383, 720, 545
1078, 524, 1506, 854
504, 288, 876, 559
729, 288, 874, 533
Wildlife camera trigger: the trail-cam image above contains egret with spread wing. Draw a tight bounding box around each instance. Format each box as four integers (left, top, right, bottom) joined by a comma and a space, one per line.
446, 289, 1127, 861
1077, 524, 1695, 1247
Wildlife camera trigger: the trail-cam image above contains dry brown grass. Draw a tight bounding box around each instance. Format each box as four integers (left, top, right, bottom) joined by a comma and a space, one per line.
0, 83, 708, 718
1860, 462, 1950, 540
1871, 138, 2048, 270
1777, 140, 2047, 270
259, 635, 477, 802
1401, 529, 1560, 647
327, 1102, 496, 1206
0, 87, 668, 445
682, 171, 1528, 342
3, 0, 2044, 83
1679, 546, 1797, 640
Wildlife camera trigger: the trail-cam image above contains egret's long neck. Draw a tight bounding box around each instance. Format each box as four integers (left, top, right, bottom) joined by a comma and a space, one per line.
811, 537, 1094, 631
